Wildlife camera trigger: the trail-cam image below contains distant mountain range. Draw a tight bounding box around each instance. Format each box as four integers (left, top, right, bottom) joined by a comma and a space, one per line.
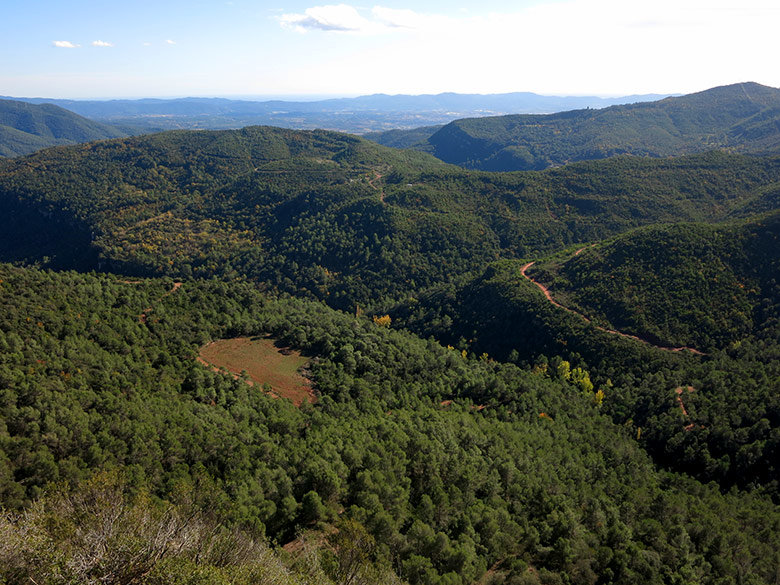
368, 82, 780, 170
2, 91, 669, 135
4, 83, 780, 170
0, 99, 128, 157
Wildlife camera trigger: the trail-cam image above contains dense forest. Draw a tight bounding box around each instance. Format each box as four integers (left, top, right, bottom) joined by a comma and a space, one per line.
1, 89, 780, 583
1, 126, 779, 312
391, 213, 780, 500
527, 213, 780, 352
2, 265, 780, 585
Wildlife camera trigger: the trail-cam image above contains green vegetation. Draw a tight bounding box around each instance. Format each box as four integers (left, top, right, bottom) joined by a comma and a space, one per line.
2, 264, 780, 584
364, 125, 442, 149
0, 471, 335, 585
1, 126, 779, 311
418, 82, 780, 170
392, 213, 780, 498
528, 213, 780, 352
0, 99, 127, 158
2, 98, 780, 583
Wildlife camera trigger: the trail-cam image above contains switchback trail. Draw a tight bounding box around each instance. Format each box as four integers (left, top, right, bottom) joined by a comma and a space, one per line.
520, 252, 706, 356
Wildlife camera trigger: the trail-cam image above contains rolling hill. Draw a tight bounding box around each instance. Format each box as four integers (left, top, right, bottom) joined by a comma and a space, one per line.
2, 128, 780, 311
526, 213, 780, 352
390, 212, 780, 498
1, 104, 780, 582
411, 82, 780, 171
0, 99, 780, 585
0, 99, 127, 157
363, 124, 443, 149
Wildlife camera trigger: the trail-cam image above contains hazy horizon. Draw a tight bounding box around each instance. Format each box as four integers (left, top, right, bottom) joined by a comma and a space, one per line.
2, 88, 680, 102
3, 0, 779, 99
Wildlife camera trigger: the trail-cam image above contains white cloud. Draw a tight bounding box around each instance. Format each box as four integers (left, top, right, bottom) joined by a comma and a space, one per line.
278, 4, 446, 35
371, 6, 425, 29
52, 40, 79, 48
166, 39, 176, 45
275, 0, 780, 96
280, 4, 371, 32
92, 40, 113, 47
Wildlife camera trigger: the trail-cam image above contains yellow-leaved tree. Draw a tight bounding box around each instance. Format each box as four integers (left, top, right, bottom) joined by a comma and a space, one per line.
373, 314, 391, 327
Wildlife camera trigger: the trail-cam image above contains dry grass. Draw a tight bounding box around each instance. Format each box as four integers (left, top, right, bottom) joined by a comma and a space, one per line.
198, 337, 315, 406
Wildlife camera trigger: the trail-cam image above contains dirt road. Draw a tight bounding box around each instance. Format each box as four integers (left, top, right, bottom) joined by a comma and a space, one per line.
520, 258, 705, 356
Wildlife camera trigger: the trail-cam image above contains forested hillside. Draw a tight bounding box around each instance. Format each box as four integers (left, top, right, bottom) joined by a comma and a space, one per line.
392, 214, 780, 500
413, 82, 780, 171
2, 115, 780, 583
1, 127, 779, 310
0, 99, 127, 158
364, 124, 442, 149
2, 264, 780, 584
527, 213, 780, 351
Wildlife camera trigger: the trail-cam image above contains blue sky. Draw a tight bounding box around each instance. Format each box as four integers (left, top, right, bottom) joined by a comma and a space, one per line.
2, 0, 778, 99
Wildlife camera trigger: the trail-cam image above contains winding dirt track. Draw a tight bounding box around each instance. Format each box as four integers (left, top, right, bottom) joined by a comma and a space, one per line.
137, 281, 183, 324
675, 386, 697, 430
520, 252, 706, 356
367, 170, 385, 203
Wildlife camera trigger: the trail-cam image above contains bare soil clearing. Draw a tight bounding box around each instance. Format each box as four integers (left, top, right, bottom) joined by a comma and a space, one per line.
198, 337, 315, 406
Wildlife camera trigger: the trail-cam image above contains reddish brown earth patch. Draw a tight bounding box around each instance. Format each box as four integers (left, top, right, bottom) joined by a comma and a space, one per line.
573, 244, 596, 256
198, 337, 315, 406
675, 386, 699, 430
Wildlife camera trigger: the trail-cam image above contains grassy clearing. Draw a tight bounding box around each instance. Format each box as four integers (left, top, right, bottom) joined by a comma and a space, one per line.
198, 337, 315, 406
